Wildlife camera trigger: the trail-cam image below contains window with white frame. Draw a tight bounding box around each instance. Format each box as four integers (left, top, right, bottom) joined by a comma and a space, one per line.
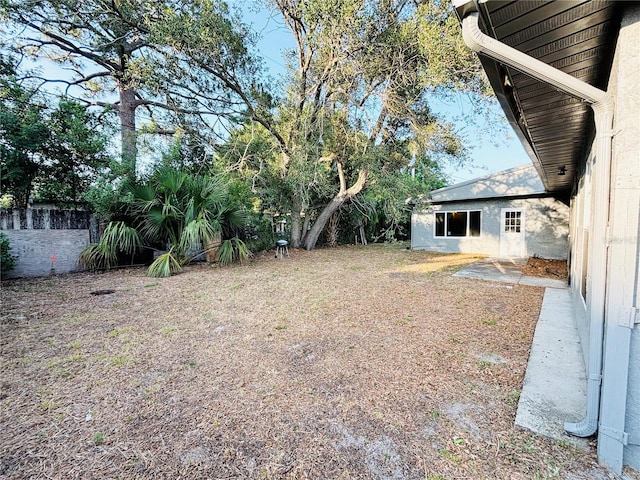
503, 210, 522, 233
434, 210, 481, 237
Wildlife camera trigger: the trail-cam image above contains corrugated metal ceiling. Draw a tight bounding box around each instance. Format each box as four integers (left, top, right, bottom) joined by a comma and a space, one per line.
468, 0, 622, 193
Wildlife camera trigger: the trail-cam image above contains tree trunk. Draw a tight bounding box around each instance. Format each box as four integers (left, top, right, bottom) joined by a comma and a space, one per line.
304, 197, 343, 250
289, 198, 304, 248
300, 211, 311, 245
326, 211, 340, 247
304, 164, 367, 250
359, 225, 367, 245
119, 86, 137, 181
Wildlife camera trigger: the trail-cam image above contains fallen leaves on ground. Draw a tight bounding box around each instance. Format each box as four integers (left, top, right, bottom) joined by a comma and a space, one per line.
521, 257, 568, 280
0, 244, 604, 479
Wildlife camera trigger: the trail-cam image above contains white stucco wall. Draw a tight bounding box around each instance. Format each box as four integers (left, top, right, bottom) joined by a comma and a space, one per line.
568, 4, 640, 472
569, 161, 592, 372
607, 3, 640, 471
411, 197, 569, 259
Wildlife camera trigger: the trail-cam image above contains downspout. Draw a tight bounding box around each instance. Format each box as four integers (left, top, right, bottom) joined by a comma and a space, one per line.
460, 12, 614, 437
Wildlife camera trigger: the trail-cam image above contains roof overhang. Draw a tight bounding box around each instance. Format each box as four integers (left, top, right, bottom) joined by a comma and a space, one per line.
454, 0, 622, 193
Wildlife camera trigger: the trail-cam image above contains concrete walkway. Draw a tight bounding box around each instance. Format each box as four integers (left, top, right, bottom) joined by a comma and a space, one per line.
515, 288, 589, 448
454, 258, 589, 448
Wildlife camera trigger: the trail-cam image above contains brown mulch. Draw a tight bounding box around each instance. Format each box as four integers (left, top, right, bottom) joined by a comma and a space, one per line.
0, 245, 607, 479
521, 257, 568, 280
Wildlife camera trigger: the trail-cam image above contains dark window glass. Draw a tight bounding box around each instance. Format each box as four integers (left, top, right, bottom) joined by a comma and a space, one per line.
447, 211, 467, 236
469, 211, 481, 237
435, 212, 445, 237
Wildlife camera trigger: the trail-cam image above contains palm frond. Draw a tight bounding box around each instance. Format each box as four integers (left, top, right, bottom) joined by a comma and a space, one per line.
184, 197, 196, 224
179, 219, 218, 255
201, 177, 226, 205
137, 207, 168, 242
79, 242, 118, 271
146, 251, 183, 278
234, 238, 251, 264
154, 166, 187, 194
130, 184, 156, 203
216, 238, 251, 266
221, 206, 249, 230
216, 239, 235, 266
100, 221, 143, 254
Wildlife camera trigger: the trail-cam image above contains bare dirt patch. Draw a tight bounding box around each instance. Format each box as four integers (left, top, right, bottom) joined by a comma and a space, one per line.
521, 257, 568, 280
1, 245, 605, 479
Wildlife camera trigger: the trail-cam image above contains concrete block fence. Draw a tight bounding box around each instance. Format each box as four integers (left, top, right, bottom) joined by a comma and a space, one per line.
1, 208, 98, 279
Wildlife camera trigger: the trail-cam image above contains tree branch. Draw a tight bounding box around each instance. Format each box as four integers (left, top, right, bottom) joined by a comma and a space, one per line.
22, 26, 120, 72
336, 160, 347, 195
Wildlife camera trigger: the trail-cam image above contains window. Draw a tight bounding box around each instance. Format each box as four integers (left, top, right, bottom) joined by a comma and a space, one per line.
447, 211, 467, 236
469, 211, 481, 236
581, 230, 589, 301
434, 210, 481, 237
504, 210, 521, 233
435, 212, 445, 237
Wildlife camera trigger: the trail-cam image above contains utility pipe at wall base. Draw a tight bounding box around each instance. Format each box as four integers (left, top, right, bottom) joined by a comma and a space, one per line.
564, 99, 614, 438
460, 12, 615, 438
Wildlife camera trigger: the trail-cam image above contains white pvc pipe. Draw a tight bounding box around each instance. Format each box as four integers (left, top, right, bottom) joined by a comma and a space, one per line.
460, 12, 614, 438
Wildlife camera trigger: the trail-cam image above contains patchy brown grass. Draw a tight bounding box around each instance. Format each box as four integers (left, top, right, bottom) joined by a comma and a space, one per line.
1, 244, 605, 479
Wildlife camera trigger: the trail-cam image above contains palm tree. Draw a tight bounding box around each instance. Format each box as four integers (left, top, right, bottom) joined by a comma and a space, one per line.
80, 167, 250, 277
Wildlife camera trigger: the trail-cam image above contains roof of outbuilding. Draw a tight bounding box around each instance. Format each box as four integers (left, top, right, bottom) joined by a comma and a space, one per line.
430, 164, 545, 203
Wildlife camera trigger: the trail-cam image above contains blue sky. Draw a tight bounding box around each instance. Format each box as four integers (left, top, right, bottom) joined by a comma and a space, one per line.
244, 3, 532, 185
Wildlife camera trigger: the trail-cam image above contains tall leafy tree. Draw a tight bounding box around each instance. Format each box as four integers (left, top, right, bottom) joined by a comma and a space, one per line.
0, 56, 109, 206
1, 0, 257, 180
0, 58, 49, 207
36, 99, 110, 204
1, 0, 149, 177
213, 0, 486, 249
359, 155, 449, 243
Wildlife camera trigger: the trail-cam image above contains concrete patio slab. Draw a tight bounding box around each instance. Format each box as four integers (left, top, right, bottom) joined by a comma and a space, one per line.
453, 257, 567, 289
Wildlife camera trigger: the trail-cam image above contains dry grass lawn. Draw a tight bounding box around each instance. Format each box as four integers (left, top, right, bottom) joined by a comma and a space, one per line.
1, 244, 608, 479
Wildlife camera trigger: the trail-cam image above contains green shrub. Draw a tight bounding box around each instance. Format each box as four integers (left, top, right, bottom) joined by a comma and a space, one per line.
216, 238, 250, 266
245, 214, 275, 253
79, 222, 142, 271
0, 232, 17, 278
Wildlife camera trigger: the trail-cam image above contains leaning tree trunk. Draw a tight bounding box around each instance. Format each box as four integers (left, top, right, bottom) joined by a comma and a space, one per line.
304, 163, 367, 250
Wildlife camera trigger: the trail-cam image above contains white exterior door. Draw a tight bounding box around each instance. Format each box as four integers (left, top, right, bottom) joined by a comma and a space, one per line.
500, 208, 526, 257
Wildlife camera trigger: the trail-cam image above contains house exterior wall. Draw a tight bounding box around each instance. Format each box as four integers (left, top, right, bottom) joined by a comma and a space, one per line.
569, 156, 593, 371
568, 4, 640, 472
605, 4, 640, 470
411, 197, 569, 259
